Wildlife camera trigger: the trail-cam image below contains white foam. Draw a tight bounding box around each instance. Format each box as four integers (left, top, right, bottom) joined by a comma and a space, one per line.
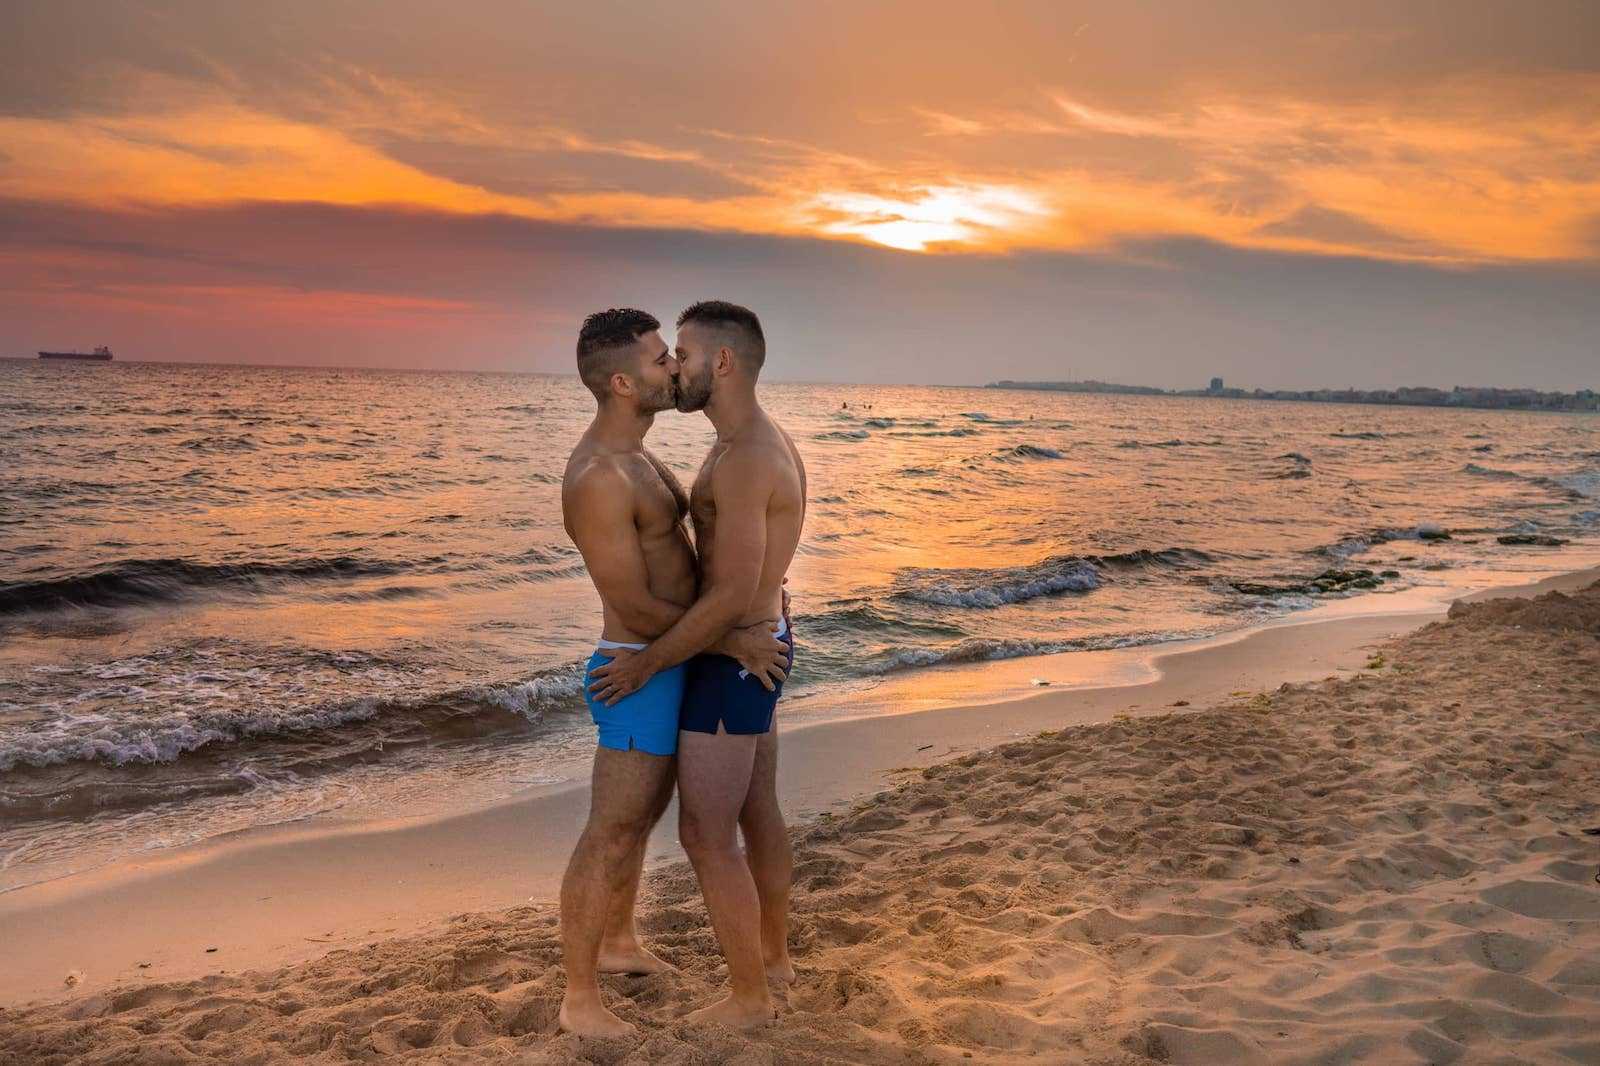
465, 669, 585, 722
906, 564, 1100, 609
0, 664, 592, 772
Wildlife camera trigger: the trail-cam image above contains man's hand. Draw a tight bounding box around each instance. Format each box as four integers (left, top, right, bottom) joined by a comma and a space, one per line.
588, 647, 656, 707
720, 621, 789, 692
781, 577, 792, 630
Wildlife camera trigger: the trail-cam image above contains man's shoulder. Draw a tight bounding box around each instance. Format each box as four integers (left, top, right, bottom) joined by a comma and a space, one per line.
714, 425, 794, 484
737, 412, 796, 454
564, 452, 639, 502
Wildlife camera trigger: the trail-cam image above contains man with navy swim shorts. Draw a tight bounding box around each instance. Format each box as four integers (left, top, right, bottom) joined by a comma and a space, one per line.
557, 309, 789, 1039
590, 301, 807, 1030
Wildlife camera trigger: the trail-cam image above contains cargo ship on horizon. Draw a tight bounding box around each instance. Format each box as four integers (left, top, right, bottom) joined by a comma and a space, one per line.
39, 346, 113, 361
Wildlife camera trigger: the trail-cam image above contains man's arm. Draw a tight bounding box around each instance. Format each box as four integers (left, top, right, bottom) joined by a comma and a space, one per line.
564, 463, 688, 637
589, 450, 771, 703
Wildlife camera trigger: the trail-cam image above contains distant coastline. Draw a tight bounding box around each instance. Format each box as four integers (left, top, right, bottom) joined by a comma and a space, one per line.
986, 378, 1600, 412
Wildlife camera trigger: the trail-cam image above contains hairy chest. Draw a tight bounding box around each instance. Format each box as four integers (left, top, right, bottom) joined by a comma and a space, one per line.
688, 449, 724, 539
636, 452, 690, 533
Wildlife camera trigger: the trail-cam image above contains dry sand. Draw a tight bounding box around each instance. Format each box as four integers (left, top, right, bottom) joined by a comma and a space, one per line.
3, 581, 1598, 1064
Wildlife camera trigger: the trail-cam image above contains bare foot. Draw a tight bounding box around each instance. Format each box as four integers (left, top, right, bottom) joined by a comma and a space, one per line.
685, 994, 776, 1030
765, 955, 796, 984
598, 941, 676, 975
558, 997, 636, 1039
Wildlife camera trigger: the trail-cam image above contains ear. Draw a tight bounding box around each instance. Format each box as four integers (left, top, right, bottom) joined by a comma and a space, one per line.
610, 372, 635, 397
715, 347, 735, 377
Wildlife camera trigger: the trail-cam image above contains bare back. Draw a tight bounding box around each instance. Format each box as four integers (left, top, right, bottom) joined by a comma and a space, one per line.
689, 412, 806, 628
562, 434, 697, 643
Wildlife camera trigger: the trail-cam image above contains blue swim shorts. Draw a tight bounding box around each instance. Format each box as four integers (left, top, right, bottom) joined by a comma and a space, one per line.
584, 641, 685, 757
680, 619, 795, 737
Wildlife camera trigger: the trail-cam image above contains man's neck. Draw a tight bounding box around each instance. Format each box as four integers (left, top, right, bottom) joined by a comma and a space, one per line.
589, 401, 652, 450
704, 384, 760, 440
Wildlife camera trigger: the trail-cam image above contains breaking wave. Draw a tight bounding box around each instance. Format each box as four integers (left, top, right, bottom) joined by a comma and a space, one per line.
0, 556, 418, 615
0, 668, 587, 778
867, 626, 1220, 674
895, 548, 1211, 610
996, 444, 1066, 461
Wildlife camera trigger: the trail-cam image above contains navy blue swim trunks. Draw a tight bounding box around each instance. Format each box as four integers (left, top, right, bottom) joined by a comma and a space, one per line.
680, 619, 794, 736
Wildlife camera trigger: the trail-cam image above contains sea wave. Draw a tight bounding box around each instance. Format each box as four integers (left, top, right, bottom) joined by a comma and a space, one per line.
1553, 469, 1599, 499
1115, 438, 1221, 449
866, 626, 1220, 674
995, 444, 1066, 461
886, 427, 981, 438
867, 637, 1076, 672
1463, 462, 1522, 479
899, 559, 1099, 608
1314, 523, 1452, 558
894, 547, 1210, 610
0, 556, 419, 614
0, 667, 587, 778
1275, 453, 1313, 479
861, 417, 938, 429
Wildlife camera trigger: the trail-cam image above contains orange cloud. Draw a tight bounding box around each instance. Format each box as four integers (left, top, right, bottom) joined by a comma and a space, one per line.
2, 64, 1597, 266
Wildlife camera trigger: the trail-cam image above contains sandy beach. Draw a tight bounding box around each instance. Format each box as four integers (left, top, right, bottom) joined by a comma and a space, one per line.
9, 4, 1600, 1061
2, 571, 1596, 1063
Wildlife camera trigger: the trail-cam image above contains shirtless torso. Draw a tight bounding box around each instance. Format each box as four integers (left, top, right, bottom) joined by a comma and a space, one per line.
689, 416, 807, 629
562, 438, 696, 644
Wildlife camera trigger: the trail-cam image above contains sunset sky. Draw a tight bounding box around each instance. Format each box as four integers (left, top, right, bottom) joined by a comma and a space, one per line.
2, 1, 1597, 387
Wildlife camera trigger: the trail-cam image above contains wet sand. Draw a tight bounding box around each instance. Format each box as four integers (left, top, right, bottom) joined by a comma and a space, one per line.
2, 571, 1597, 1063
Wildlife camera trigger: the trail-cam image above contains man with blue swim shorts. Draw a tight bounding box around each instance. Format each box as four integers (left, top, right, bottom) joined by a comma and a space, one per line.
590, 302, 807, 1030
557, 309, 790, 1039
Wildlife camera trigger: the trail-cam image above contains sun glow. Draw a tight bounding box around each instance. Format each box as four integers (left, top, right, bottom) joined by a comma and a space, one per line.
808, 185, 1052, 251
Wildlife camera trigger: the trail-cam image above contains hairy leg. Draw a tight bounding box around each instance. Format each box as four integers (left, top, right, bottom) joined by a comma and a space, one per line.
558, 747, 674, 1038
740, 723, 793, 982
677, 728, 772, 1029
599, 762, 677, 974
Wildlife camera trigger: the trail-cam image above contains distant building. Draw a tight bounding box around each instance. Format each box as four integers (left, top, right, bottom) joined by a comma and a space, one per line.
1208, 377, 1224, 393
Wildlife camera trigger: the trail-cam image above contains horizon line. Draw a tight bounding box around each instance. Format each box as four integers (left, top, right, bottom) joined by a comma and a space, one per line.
4, 355, 1594, 399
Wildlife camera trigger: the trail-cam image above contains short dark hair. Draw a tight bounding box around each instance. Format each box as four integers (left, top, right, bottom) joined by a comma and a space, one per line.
575, 308, 659, 399
677, 300, 765, 373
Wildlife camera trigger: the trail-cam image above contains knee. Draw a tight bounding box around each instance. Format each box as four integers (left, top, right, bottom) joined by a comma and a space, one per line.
679, 809, 737, 859
584, 819, 647, 867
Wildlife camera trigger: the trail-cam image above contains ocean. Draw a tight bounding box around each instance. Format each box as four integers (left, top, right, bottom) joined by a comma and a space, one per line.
2, 358, 1597, 891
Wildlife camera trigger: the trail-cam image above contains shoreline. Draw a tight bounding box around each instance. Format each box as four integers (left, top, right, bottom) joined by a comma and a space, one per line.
4, 564, 1597, 1007
984, 380, 1600, 414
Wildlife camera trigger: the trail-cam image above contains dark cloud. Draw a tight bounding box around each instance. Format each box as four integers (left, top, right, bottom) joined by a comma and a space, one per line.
1255, 205, 1437, 255
2, 197, 1596, 389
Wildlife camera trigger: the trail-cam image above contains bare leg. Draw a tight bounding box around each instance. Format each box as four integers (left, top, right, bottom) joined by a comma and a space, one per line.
599, 766, 676, 974
558, 747, 674, 1038
678, 728, 773, 1029
740, 724, 793, 982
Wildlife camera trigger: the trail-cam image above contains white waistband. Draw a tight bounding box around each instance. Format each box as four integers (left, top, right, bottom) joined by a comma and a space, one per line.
595, 638, 647, 651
